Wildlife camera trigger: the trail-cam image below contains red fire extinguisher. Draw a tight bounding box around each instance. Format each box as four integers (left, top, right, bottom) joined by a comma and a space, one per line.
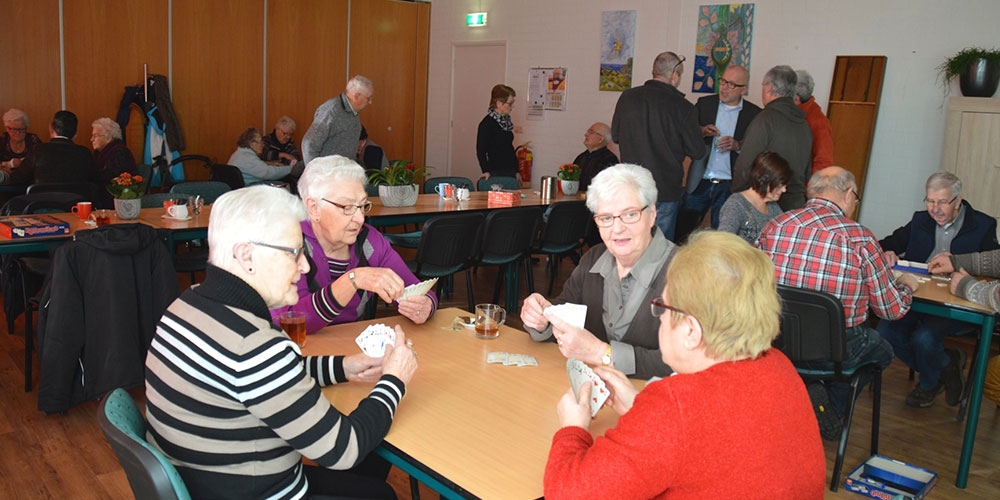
516, 141, 533, 187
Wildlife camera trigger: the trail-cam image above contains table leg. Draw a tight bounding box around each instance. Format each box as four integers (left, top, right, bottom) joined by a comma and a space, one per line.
375, 445, 470, 500
956, 315, 995, 488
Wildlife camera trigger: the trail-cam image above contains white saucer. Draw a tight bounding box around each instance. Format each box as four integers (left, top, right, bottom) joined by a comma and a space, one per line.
161, 214, 193, 221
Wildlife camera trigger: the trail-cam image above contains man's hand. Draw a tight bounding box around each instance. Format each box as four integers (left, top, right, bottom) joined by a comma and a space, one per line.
928, 252, 954, 274
883, 250, 899, 268
701, 124, 720, 137
897, 272, 921, 293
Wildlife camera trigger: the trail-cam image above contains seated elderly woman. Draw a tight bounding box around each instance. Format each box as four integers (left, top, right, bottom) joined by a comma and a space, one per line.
228, 127, 299, 185
145, 185, 417, 499
544, 231, 825, 499
272, 155, 437, 333
1, 108, 43, 184
717, 151, 793, 244
521, 163, 676, 379
91, 117, 139, 207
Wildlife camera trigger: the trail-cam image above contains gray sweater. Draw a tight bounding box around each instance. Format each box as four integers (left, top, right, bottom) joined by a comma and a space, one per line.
301, 94, 361, 165
717, 192, 783, 245
952, 249, 1000, 311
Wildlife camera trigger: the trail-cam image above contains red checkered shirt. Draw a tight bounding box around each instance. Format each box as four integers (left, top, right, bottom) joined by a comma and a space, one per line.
757, 198, 912, 327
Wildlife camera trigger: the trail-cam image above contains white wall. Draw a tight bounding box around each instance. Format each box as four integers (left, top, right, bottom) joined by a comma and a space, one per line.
427, 0, 1000, 236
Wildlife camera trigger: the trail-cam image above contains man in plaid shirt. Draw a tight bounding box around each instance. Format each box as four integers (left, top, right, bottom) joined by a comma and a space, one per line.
758, 166, 921, 440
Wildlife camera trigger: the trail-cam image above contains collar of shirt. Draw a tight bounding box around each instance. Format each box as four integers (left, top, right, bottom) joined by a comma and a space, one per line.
341, 93, 358, 116
719, 97, 744, 113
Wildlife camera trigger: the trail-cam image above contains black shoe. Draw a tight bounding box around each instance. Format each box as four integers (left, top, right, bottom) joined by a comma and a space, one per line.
807, 382, 842, 441
905, 384, 944, 408
943, 348, 968, 407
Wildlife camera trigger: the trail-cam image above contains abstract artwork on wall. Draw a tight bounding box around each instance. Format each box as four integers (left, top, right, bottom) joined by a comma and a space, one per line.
692, 3, 755, 93
600, 10, 636, 92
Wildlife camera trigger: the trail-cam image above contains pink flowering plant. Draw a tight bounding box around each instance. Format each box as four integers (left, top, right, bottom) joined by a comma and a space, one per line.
557, 163, 581, 181
107, 172, 148, 199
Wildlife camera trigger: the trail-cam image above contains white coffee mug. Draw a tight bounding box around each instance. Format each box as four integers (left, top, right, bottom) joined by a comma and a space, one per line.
167, 204, 189, 219
456, 187, 470, 200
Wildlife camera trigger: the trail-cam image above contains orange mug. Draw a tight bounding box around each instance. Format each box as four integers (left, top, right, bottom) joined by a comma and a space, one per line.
71, 201, 92, 220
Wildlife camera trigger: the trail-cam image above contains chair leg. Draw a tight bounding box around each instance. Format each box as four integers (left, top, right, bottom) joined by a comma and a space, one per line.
409, 475, 421, 500
870, 369, 881, 455
831, 374, 865, 492
24, 301, 33, 393
465, 270, 475, 312
492, 265, 504, 305
523, 256, 534, 298
547, 255, 559, 296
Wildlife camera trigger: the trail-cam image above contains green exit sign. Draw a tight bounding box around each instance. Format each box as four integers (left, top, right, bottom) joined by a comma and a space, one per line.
467, 12, 487, 27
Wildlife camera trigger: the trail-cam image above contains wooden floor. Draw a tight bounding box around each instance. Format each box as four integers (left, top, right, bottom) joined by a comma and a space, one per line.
1, 253, 1000, 499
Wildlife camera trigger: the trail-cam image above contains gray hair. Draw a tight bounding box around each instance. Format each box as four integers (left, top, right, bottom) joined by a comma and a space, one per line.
795, 70, 815, 101
275, 116, 296, 133
92, 117, 123, 140
237, 127, 261, 149
926, 171, 962, 199
585, 163, 658, 213
208, 185, 307, 270
591, 122, 612, 145
763, 65, 798, 98
3, 108, 29, 128
297, 155, 368, 201
652, 52, 684, 79
346, 75, 374, 94
806, 168, 856, 198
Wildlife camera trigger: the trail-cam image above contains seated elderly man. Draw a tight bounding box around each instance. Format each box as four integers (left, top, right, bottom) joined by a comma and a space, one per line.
25, 110, 95, 184
878, 171, 998, 408
572, 122, 618, 191
260, 115, 302, 165
758, 166, 920, 441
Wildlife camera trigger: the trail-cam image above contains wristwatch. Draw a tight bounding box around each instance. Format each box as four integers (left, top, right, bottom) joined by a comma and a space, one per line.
348, 271, 358, 289
601, 344, 613, 366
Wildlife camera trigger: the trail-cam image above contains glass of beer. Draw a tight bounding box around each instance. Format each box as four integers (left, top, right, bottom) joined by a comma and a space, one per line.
279, 310, 307, 348
474, 303, 506, 339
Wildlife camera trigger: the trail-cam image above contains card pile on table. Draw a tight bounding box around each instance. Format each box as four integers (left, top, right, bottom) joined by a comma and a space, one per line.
487, 352, 538, 367
567, 358, 609, 417
355, 323, 396, 357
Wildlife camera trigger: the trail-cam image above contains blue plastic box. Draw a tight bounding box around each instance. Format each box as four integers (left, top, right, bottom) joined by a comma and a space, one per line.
844, 455, 936, 500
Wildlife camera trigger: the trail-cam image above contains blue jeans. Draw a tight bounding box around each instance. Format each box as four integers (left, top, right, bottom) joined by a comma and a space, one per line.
877, 312, 973, 390
798, 325, 894, 417
681, 179, 732, 229
654, 201, 680, 241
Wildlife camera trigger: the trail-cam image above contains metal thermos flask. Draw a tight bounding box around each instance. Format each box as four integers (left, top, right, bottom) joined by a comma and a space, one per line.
541, 176, 557, 200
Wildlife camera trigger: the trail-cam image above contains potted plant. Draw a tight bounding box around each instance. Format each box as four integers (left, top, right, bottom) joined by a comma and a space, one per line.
938, 47, 1000, 97
557, 163, 581, 196
107, 171, 148, 219
366, 160, 431, 207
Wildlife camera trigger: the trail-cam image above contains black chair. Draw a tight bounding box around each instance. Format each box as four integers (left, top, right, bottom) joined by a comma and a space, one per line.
531, 201, 591, 295
142, 192, 191, 209
477, 176, 520, 191
210, 164, 245, 190
98, 388, 192, 500
472, 207, 542, 313
774, 284, 882, 492
406, 212, 485, 312
27, 182, 101, 204
170, 181, 230, 204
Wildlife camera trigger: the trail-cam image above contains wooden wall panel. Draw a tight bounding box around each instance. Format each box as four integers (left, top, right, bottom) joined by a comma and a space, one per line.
63, 0, 168, 163
0, 0, 62, 139
266, 0, 348, 145
172, 0, 265, 179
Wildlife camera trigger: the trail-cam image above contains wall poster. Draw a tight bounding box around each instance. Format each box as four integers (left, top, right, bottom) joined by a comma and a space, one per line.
600, 10, 636, 92
692, 4, 755, 93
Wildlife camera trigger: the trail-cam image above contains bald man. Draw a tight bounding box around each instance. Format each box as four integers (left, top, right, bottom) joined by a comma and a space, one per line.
573, 122, 618, 191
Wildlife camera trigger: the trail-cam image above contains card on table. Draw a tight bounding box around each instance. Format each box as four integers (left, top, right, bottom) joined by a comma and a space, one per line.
403, 278, 438, 298
486, 352, 537, 366
544, 303, 587, 329
355, 323, 396, 357
567, 358, 609, 417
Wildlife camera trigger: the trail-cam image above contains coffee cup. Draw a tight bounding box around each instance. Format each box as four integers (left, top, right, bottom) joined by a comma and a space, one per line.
71, 201, 92, 220
456, 187, 470, 200
167, 204, 189, 219
434, 183, 455, 199
474, 303, 506, 339
90, 209, 113, 227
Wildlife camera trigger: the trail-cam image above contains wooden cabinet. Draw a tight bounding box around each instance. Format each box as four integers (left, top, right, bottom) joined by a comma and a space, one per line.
828, 55, 887, 207
941, 97, 1000, 217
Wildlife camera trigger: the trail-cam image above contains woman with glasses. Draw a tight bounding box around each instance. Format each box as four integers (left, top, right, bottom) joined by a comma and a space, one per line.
717, 151, 792, 244
146, 185, 416, 499
476, 84, 519, 182
272, 155, 437, 333
228, 127, 299, 185
521, 164, 676, 379
1, 108, 42, 181
544, 231, 825, 499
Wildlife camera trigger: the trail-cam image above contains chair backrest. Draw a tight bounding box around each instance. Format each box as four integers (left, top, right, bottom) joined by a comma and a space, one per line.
477, 207, 542, 263
414, 212, 485, 273
775, 284, 848, 365
537, 201, 591, 251
170, 181, 230, 204
138, 163, 153, 184
477, 176, 520, 191
27, 182, 102, 203
365, 183, 380, 197
142, 192, 192, 209
1, 192, 85, 215
97, 388, 191, 500
424, 176, 475, 194
209, 164, 245, 190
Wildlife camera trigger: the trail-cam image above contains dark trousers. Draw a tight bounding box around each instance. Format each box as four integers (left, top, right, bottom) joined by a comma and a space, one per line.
676, 178, 732, 242
305, 453, 397, 499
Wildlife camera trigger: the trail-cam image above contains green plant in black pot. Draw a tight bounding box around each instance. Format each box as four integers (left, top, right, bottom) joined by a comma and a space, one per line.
938, 47, 1000, 97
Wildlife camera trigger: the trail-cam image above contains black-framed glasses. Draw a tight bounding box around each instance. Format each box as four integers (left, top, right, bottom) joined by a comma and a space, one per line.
719, 77, 747, 89
250, 241, 305, 259
322, 198, 373, 215
650, 299, 689, 318
593, 206, 647, 228
924, 194, 958, 208
850, 188, 861, 203
5, 126, 27, 134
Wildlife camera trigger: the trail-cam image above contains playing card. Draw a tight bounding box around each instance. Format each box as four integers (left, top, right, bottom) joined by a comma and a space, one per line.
403, 278, 438, 298
517, 354, 538, 367
355, 323, 396, 357
487, 352, 509, 364
545, 303, 588, 329
567, 359, 609, 417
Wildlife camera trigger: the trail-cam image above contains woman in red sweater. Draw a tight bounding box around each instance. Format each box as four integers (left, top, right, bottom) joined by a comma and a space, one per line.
544, 231, 826, 499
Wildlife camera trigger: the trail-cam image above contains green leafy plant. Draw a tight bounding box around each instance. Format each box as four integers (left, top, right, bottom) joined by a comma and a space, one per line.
938, 47, 1000, 86
107, 171, 148, 199
366, 160, 431, 186
557, 163, 581, 181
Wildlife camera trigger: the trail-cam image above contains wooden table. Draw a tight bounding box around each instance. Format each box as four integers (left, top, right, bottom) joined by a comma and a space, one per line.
304, 307, 632, 500
902, 271, 998, 488
368, 191, 583, 226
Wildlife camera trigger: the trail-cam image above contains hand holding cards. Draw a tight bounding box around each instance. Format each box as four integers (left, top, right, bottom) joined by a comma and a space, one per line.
403, 278, 438, 298
355, 323, 396, 357
544, 303, 587, 329
567, 359, 609, 417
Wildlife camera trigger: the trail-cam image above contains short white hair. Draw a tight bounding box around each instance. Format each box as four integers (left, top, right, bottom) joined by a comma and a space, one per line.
585, 163, 658, 213
208, 186, 307, 270
275, 116, 296, 133
346, 75, 374, 94
3, 108, 29, 128
92, 117, 122, 140
297, 155, 368, 201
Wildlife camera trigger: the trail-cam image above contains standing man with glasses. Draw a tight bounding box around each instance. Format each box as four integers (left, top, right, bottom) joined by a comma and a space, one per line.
877, 171, 998, 408
612, 52, 705, 241
675, 65, 761, 242
302, 76, 374, 165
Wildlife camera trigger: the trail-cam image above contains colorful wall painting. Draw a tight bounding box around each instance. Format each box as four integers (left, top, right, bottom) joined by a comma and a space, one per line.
692, 4, 755, 93
600, 10, 637, 92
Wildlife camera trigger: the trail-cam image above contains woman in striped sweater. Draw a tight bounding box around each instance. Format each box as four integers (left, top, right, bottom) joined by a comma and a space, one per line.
145, 185, 417, 499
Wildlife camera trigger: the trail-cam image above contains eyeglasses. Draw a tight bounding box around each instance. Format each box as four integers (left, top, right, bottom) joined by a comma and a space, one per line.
719, 78, 747, 89
250, 241, 305, 259
850, 188, 861, 203
322, 198, 373, 215
650, 299, 689, 318
5, 126, 27, 134
355, 92, 373, 105
924, 194, 958, 208
593, 206, 647, 228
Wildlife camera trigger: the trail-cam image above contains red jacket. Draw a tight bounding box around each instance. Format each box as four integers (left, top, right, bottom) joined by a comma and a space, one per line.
798, 97, 834, 173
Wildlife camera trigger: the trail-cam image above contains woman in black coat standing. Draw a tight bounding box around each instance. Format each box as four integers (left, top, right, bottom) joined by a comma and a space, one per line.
476, 84, 518, 182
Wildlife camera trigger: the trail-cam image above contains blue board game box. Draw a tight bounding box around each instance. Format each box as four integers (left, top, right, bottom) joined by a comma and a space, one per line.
844, 455, 936, 500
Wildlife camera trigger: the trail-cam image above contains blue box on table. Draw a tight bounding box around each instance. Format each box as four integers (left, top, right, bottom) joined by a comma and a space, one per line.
844, 455, 936, 500
0, 215, 71, 239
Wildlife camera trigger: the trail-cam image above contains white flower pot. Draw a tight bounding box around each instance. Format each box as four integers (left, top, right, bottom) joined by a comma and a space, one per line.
114, 198, 142, 220
378, 184, 419, 207
560, 180, 580, 196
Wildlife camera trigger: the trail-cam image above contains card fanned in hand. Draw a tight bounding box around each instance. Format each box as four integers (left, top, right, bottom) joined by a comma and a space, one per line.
355, 323, 396, 357
567, 358, 609, 417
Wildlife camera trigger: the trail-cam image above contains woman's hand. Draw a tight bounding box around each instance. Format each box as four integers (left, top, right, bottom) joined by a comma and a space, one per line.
352, 267, 406, 303
397, 294, 433, 324
593, 366, 637, 415
343, 352, 384, 383
546, 311, 604, 365
382, 326, 418, 385
556, 384, 593, 430
520, 293, 553, 331
928, 252, 954, 274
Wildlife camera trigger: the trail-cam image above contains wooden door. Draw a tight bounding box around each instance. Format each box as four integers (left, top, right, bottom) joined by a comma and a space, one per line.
828, 55, 887, 210
942, 97, 1000, 217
